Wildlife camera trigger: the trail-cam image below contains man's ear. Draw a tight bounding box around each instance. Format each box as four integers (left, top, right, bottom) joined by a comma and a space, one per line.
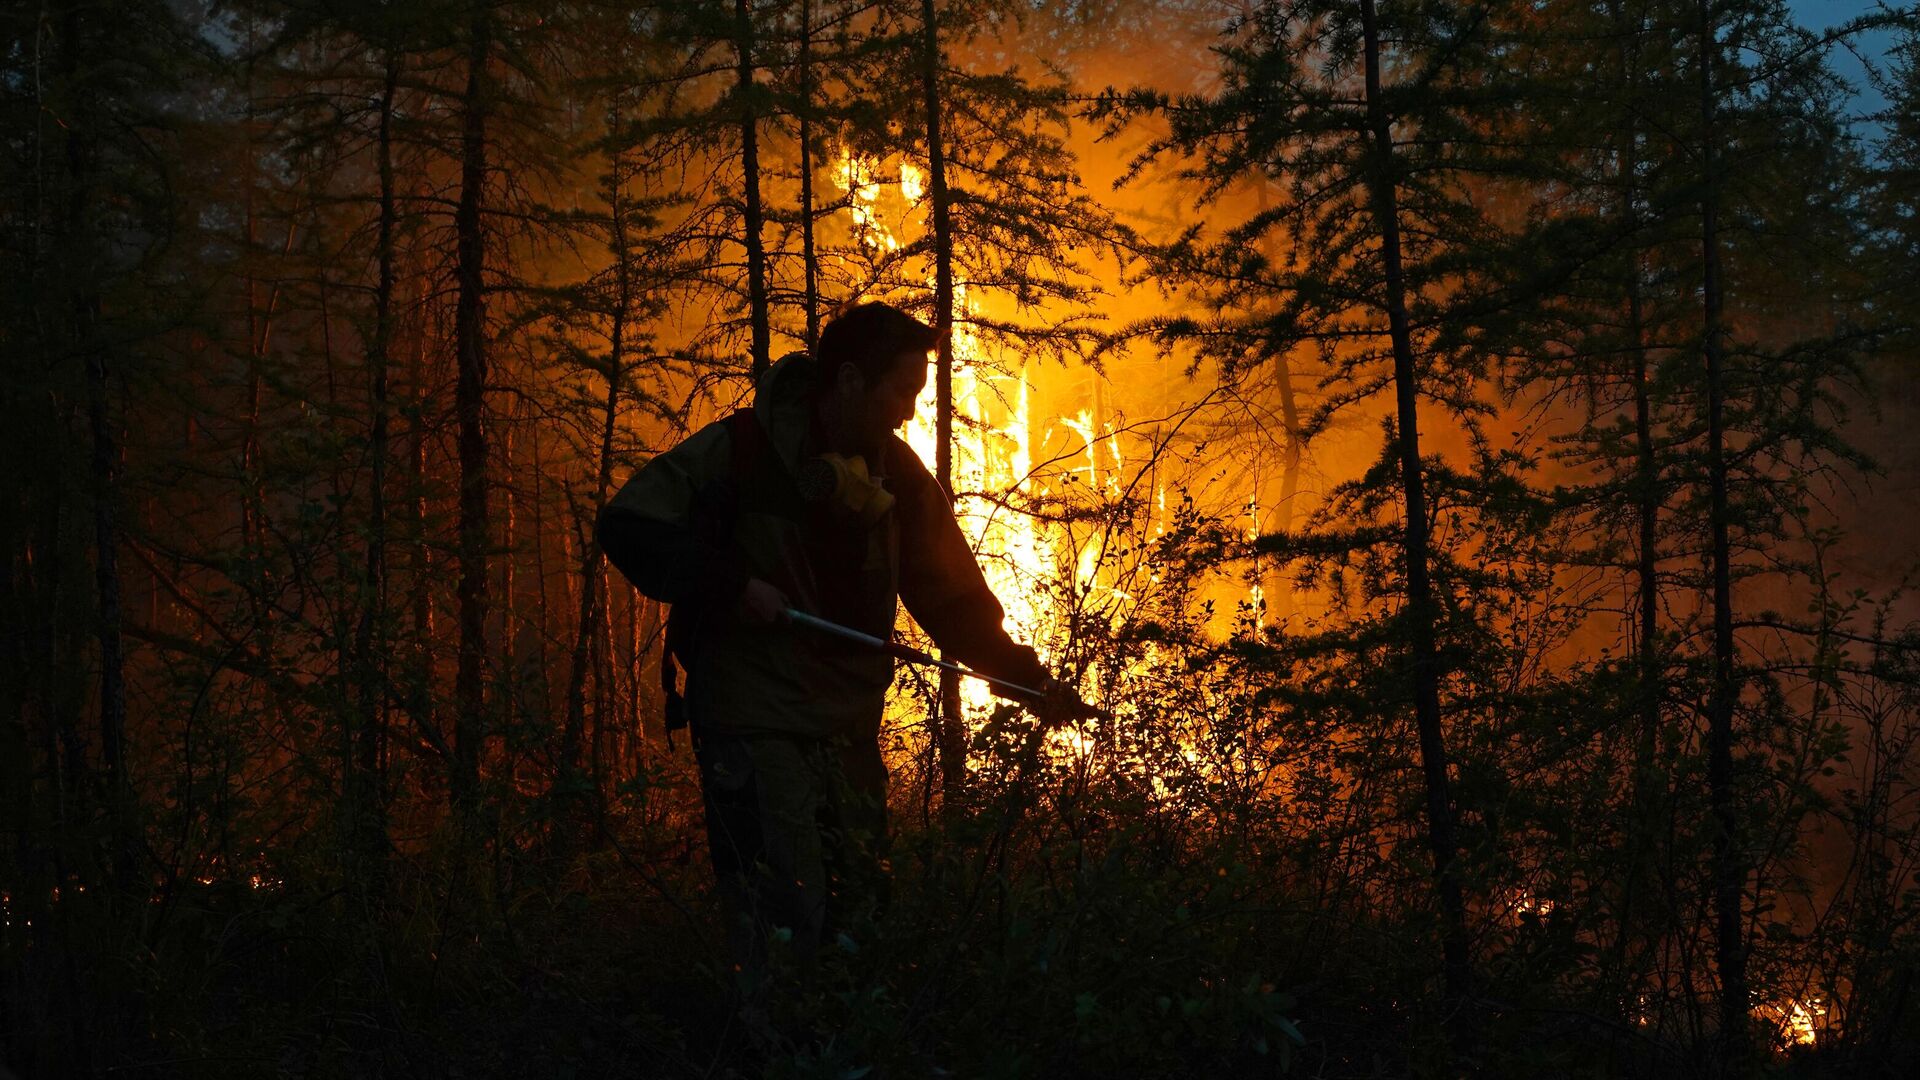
835, 361, 866, 397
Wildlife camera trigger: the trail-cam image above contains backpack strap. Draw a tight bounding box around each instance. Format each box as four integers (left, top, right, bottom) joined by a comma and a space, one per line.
660, 409, 770, 747
726, 407, 770, 483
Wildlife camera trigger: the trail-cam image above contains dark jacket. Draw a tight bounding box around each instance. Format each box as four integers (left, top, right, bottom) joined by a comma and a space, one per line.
596, 352, 1047, 741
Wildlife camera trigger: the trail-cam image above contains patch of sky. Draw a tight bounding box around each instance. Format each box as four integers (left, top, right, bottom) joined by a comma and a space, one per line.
1787, 1, 1909, 147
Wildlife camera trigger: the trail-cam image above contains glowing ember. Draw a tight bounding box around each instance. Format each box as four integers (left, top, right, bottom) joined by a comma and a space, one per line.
1514, 895, 1555, 917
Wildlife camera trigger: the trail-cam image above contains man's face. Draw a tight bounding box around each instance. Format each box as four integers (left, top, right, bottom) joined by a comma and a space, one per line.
843, 348, 929, 443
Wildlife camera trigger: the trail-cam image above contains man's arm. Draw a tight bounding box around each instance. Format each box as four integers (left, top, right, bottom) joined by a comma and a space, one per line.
892, 441, 1051, 692
596, 421, 749, 610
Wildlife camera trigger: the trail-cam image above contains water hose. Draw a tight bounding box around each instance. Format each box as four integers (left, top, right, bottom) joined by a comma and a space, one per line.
781, 608, 1108, 719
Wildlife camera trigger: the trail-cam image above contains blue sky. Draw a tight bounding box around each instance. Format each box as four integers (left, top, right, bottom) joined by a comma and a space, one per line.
1787, 0, 1906, 135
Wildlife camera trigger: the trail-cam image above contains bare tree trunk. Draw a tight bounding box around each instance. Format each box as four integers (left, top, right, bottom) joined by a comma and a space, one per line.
1231, 0, 1295, 609
1609, 0, 1663, 1012
453, 7, 494, 827
1696, 0, 1748, 1065
1627, 67, 1658, 838
407, 279, 438, 760
28, 4, 86, 845
919, 0, 967, 800
1252, 180, 1302, 622
533, 426, 554, 726
19, 20, 95, 1044
627, 593, 643, 776
559, 127, 630, 848
736, 0, 771, 377
1358, 0, 1470, 1013
60, 7, 135, 900
1274, 369, 1301, 525
594, 564, 612, 799
349, 48, 400, 887
84, 302, 131, 896
498, 419, 516, 750
241, 45, 264, 564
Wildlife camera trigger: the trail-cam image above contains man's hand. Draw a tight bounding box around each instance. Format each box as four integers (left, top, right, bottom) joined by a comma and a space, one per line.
735, 577, 790, 626
1033, 673, 1093, 728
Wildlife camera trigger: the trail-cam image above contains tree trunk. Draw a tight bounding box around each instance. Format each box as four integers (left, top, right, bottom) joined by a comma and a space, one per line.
83, 306, 131, 897
593, 563, 612, 798
349, 49, 400, 884
919, 0, 967, 800
62, 7, 135, 900
1610, 0, 1663, 1012
1253, 180, 1302, 623
798, 0, 821, 350
736, 0, 771, 377
1697, 0, 1749, 1065
1358, 0, 1470, 1011
558, 129, 630, 848
241, 44, 264, 563
407, 279, 437, 760
498, 420, 516, 754
627, 593, 644, 776
453, 7, 494, 827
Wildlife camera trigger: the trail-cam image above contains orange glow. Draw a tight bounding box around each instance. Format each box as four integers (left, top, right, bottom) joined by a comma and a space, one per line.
830, 141, 1308, 783
836, 145, 1134, 764
1514, 895, 1555, 918
1757, 996, 1827, 1047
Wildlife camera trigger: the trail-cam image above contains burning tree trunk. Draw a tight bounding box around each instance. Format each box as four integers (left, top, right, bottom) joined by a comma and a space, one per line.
453, 7, 495, 827
1358, 0, 1471, 1011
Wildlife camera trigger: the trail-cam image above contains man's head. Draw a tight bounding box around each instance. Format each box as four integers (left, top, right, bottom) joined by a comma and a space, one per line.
812, 302, 935, 445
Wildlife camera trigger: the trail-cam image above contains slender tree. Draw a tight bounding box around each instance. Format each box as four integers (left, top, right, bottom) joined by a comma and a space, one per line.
736, 0, 774, 376
1692, 0, 1751, 1060
1094, 0, 1561, 1016
452, 2, 494, 824
1356, 0, 1471, 1007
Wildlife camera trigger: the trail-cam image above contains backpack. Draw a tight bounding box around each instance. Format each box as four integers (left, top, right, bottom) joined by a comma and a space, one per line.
660, 409, 774, 745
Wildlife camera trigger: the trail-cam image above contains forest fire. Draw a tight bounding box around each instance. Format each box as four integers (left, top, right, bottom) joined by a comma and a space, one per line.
840, 145, 1140, 749
8, 0, 1919, 1077
1773, 997, 1824, 1047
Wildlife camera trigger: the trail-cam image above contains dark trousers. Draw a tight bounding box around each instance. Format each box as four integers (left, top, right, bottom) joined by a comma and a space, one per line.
692, 730, 889, 992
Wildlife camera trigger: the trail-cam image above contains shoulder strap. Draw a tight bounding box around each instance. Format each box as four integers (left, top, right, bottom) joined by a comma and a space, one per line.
726, 408, 767, 484
661, 409, 770, 746
724, 406, 806, 519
